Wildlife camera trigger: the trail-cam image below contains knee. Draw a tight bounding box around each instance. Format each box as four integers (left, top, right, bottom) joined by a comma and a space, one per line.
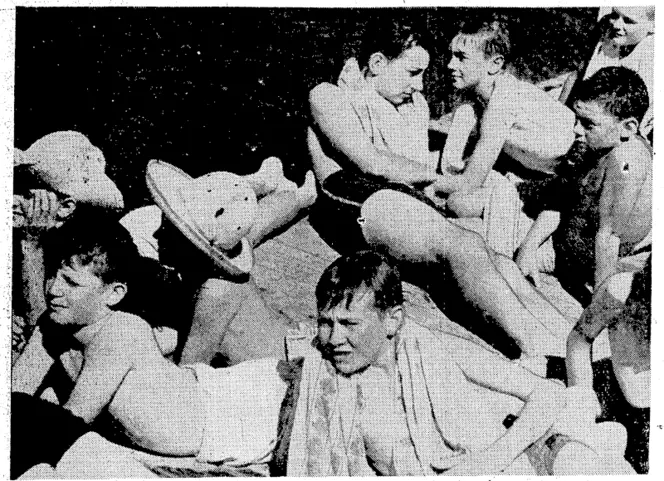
446, 191, 472, 217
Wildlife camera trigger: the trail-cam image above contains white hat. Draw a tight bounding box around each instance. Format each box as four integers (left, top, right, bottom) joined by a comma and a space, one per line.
15, 131, 124, 210
146, 159, 258, 277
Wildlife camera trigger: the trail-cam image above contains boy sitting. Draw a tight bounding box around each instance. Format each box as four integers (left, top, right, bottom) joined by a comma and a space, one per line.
12, 217, 289, 476
429, 18, 576, 192
514, 66, 651, 307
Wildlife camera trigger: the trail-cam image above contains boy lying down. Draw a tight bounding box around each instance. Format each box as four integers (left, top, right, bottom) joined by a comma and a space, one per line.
12, 223, 635, 478
11, 217, 287, 471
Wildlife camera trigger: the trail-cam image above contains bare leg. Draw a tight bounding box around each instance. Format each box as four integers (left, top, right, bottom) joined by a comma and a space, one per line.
361, 190, 571, 357
179, 277, 289, 367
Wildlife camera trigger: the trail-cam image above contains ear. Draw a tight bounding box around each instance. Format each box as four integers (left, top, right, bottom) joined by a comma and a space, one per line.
367, 52, 390, 76
56, 197, 77, 221
488, 54, 505, 75
619, 117, 639, 140
384, 305, 404, 338
105, 282, 128, 308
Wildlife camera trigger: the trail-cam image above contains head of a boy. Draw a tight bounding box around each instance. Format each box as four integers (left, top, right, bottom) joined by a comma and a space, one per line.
315, 250, 404, 376
573, 66, 649, 151
448, 18, 510, 91
45, 217, 138, 327
358, 22, 430, 106
604, 7, 654, 47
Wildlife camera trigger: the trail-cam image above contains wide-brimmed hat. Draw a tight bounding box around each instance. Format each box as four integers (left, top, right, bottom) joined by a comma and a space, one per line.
146, 159, 258, 277
15, 131, 124, 210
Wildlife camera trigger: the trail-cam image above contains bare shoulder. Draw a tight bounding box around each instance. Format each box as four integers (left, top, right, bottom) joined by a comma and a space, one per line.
96, 312, 157, 354
606, 139, 651, 178
309, 82, 344, 110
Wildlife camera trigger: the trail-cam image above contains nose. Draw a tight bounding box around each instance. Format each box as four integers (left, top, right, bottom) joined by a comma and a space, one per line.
328, 322, 348, 347
612, 16, 625, 31
448, 56, 458, 71
573, 120, 585, 139
47, 274, 65, 297
411, 75, 424, 92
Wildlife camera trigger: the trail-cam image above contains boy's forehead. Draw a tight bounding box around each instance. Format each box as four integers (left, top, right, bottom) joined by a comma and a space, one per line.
574, 100, 619, 124
320, 288, 377, 317
613, 6, 654, 23
450, 33, 486, 56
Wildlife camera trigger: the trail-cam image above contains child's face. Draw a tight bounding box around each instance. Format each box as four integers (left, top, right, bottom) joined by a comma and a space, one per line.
606, 7, 653, 47
448, 34, 494, 91
573, 100, 626, 150
373, 45, 430, 106
46, 259, 114, 327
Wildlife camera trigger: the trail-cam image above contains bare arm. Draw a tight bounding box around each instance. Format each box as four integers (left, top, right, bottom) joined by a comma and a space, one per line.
515, 210, 560, 287
446, 340, 565, 475
566, 284, 624, 388
430, 101, 509, 195
17, 190, 62, 325
594, 149, 649, 289
309, 84, 439, 185
64, 325, 136, 424
439, 104, 476, 172
12, 325, 55, 395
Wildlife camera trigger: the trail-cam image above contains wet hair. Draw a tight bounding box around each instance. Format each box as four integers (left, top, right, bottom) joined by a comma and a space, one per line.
357, 21, 428, 69
452, 17, 511, 63
316, 250, 403, 313
44, 214, 138, 285
43, 213, 177, 328
575, 66, 649, 123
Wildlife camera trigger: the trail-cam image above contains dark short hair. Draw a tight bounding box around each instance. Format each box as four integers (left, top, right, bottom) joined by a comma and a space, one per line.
316, 250, 403, 313
357, 21, 428, 69
453, 17, 511, 62
575, 66, 650, 123
44, 214, 140, 285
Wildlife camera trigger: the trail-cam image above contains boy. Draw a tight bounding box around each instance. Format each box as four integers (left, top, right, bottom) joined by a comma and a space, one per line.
429, 19, 576, 226
515, 66, 651, 306
12, 131, 125, 361
12, 217, 289, 475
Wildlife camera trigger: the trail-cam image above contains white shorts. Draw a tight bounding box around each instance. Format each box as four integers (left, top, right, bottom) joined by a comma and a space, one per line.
185, 358, 288, 465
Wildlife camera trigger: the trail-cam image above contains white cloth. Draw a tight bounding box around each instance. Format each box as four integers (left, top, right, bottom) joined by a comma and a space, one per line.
119, 205, 163, 260
336, 58, 436, 170
185, 358, 287, 465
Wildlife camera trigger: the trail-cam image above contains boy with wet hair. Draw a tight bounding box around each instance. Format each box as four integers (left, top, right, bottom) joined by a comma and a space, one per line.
12, 216, 289, 477
516, 66, 651, 306
429, 18, 576, 228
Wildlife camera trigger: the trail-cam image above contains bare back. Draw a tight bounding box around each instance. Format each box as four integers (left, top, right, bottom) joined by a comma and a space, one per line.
72, 312, 204, 456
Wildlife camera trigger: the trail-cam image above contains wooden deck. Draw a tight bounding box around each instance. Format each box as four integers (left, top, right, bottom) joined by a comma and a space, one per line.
252, 216, 611, 360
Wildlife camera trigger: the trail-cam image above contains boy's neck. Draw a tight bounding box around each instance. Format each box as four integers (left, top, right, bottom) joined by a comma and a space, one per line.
73, 310, 114, 346
475, 73, 501, 103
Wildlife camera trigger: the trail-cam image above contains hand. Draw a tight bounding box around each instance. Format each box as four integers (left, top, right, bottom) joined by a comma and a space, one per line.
552, 386, 602, 440
515, 243, 541, 287
23, 189, 62, 239
435, 448, 508, 476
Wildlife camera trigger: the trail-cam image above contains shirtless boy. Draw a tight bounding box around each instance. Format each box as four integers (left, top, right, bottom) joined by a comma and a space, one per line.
429, 18, 575, 216
12, 217, 288, 477
515, 66, 651, 306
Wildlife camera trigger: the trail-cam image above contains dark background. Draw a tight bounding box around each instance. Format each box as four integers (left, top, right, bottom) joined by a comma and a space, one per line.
15, 7, 598, 209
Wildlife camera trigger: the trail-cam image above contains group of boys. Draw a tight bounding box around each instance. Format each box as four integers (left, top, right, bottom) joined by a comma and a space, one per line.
11, 12, 651, 479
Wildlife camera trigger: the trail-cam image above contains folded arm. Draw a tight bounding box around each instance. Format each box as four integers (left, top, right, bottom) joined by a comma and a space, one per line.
430, 102, 509, 195
515, 210, 560, 287
448, 339, 565, 475
309, 84, 439, 185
